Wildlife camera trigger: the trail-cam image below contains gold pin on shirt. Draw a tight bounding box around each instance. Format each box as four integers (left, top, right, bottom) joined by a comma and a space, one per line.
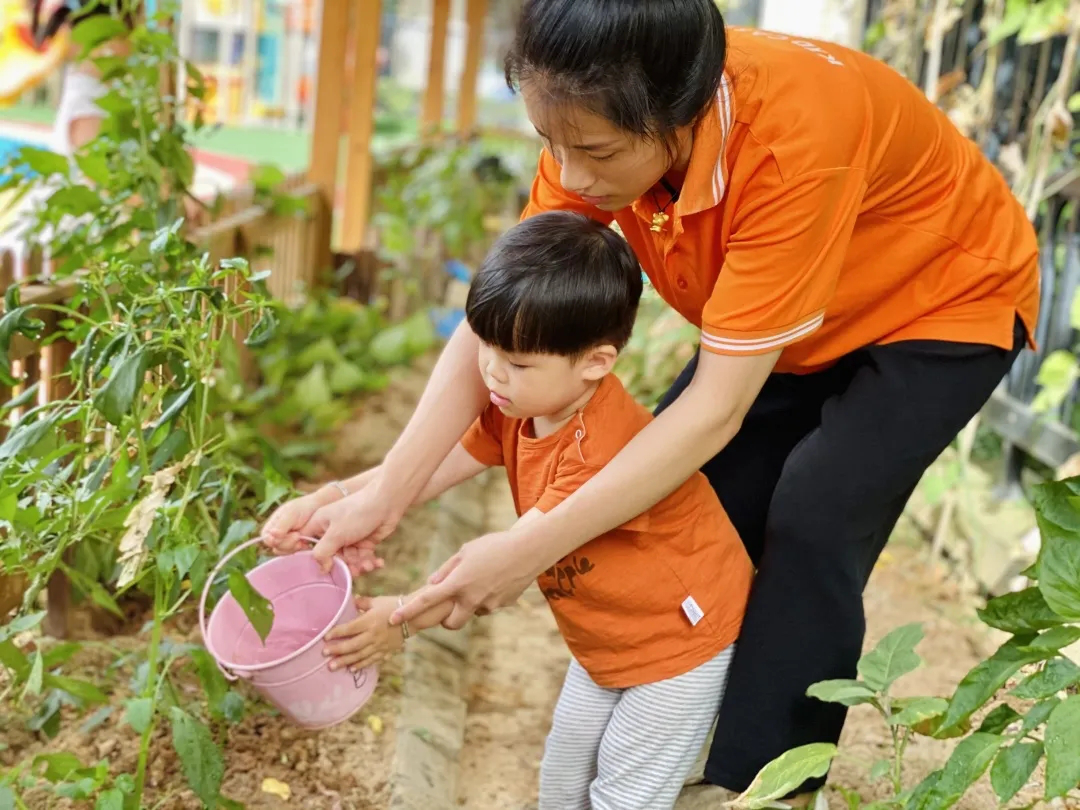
651, 210, 670, 232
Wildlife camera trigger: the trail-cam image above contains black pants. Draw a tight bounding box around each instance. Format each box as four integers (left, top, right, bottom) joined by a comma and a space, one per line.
653, 319, 1025, 794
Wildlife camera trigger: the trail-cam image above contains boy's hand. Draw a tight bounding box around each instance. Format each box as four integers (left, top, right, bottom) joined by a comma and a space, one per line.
324, 596, 404, 672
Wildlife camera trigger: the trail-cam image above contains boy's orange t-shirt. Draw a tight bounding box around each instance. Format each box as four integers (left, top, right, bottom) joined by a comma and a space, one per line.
461, 375, 753, 689
522, 27, 1040, 374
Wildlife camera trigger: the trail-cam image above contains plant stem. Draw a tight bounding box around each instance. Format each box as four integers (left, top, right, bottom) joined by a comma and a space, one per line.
1025, 1, 1080, 219
133, 575, 165, 804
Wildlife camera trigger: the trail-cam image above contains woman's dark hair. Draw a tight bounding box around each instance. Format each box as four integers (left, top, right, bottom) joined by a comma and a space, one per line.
31, 0, 139, 47
505, 0, 727, 148
466, 211, 643, 357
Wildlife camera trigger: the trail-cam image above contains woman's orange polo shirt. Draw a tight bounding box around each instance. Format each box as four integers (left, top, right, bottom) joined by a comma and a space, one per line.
522, 27, 1040, 374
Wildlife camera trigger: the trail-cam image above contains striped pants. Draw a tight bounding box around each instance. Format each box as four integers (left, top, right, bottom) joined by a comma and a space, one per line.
539, 646, 734, 810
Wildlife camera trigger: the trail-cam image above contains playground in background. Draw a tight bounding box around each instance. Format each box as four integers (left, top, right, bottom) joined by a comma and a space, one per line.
180, 0, 319, 129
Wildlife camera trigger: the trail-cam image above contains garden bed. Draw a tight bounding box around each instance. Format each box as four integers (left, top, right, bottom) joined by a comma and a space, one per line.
1, 361, 449, 810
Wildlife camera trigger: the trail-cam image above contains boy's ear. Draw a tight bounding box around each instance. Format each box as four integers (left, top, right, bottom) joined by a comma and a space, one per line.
580, 345, 618, 381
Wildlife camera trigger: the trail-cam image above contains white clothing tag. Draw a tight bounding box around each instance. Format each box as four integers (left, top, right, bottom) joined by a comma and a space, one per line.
682, 595, 704, 627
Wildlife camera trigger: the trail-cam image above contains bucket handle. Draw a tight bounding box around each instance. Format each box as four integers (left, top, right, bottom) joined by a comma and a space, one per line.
198, 535, 317, 681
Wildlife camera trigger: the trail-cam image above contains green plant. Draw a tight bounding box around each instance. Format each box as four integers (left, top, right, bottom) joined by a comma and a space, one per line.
372, 140, 520, 296
0, 4, 292, 807
732, 477, 1080, 809
615, 284, 699, 409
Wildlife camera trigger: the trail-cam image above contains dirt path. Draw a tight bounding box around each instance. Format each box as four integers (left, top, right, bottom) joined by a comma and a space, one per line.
456, 484, 1011, 809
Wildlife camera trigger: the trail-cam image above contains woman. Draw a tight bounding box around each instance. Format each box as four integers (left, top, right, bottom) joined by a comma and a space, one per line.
264, 1, 1037, 803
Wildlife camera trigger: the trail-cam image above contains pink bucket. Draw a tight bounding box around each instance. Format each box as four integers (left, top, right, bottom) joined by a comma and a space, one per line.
198, 537, 378, 729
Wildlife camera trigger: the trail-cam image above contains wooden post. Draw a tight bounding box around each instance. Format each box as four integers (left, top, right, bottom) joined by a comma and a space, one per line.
340, 0, 383, 252
421, 0, 451, 137
308, 0, 350, 210
457, 0, 488, 136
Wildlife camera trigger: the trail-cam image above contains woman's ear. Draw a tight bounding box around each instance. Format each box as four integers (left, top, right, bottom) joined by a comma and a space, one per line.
579, 345, 618, 382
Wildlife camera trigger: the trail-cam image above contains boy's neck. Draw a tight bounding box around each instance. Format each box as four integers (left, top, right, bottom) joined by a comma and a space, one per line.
531, 378, 605, 439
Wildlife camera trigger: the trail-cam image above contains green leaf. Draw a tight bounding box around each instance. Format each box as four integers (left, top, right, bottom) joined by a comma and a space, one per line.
991, 741, 1043, 805
227, 572, 275, 644
857, 623, 924, 693
0, 412, 58, 461
978, 588, 1065, 634
47, 185, 102, 217
736, 743, 838, 808
244, 310, 278, 348
1021, 697, 1060, 734
33, 752, 84, 782
22, 650, 43, 697
190, 648, 227, 714
73, 14, 128, 50
1033, 480, 1080, 532
18, 146, 70, 177
911, 733, 1003, 810
153, 385, 195, 431
869, 759, 891, 782
94, 788, 124, 810
75, 153, 110, 186
220, 691, 245, 723
221, 519, 258, 552
43, 674, 107, 704
0, 786, 16, 810
806, 679, 878, 707
92, 348, 152, 426
989, 0, 1029, 45
977, 704, 1022, 735
1036, 512, 1080, 620
0, 306, 46, 386
0, 639, 29, 679
250, 163, 286, 193
891, 696, 949, 728
939, 635, 1051, 734
1018, 0, 1069, 44
293, 363, 332, 412
158, 546, 199, 580
369, 322, 414, 366
0, 611, 45, 641
1016, 625, 1080, 654
169, 707, 224, 807
1045, 695, 1080, 798
329, 360, 368, 394
124, 697, 153, 734
1011, 657, 1080, 699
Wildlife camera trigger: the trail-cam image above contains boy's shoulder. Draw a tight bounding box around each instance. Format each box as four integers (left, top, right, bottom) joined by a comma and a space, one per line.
572, 375, 652, 470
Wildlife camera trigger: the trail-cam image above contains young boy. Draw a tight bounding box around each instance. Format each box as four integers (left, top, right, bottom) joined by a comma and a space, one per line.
321, 211, 753, 810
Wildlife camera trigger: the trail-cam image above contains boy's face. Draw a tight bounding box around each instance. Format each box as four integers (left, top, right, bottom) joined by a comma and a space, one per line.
478, 342, 616, 420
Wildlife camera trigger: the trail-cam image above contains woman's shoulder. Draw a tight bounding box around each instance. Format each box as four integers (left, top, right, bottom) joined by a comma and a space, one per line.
725, 27, 875, 173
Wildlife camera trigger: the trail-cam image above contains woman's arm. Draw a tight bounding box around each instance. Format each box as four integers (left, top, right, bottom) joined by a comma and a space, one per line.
375, 321, 489, 513
395, 349, 780, 628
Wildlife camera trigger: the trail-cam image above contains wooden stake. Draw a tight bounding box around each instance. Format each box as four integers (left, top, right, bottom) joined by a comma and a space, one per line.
422, 0, 451, 137
457, 0, 488, 136
340, 0, 383, 252
308, 0, 350, 207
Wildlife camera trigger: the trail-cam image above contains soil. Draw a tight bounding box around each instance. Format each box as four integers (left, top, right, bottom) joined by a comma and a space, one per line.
1, 361, 439, 810
454, 487, 1068, 810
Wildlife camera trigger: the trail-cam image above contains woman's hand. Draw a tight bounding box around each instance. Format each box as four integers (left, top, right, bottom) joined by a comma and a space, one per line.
390, 529, 538, 630
261, 477, 388, 576
306, 485, 404, 575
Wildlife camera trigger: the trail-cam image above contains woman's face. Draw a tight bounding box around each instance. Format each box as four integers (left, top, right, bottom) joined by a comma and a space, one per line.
522, 82, 678, 212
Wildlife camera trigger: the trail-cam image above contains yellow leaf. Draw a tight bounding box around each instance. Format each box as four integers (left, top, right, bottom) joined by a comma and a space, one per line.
261, 778, 291, 800
367, 714, 384, 734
